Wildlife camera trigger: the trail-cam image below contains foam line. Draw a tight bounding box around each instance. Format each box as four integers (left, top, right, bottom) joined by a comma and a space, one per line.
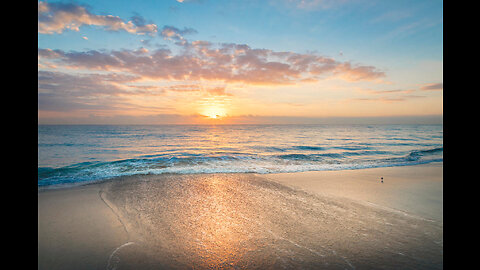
106, 242, 135, 270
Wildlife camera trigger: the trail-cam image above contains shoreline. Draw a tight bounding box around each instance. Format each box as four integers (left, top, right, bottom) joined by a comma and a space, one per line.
38, 162, 443, 269
38, 161, 443, 191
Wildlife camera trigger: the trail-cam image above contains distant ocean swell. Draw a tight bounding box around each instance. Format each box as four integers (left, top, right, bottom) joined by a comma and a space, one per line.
38, 147, 443, 187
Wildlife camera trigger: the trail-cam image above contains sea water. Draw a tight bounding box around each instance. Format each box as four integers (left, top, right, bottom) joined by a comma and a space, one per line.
38, 124, 443, 187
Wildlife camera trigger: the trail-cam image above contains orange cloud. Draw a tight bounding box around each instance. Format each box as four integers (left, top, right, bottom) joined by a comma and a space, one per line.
39, 41, 385, 85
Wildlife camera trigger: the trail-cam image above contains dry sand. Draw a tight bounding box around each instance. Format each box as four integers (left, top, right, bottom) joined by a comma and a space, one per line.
38, 163, 443, 269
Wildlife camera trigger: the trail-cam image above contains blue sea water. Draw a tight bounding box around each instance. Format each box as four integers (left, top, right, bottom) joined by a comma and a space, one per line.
38, 124, 443, 187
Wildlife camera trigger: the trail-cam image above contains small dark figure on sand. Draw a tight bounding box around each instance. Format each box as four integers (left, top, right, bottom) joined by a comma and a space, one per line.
381, 177, 383, 183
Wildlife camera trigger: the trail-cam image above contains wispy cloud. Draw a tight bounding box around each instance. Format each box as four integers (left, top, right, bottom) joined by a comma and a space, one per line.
361, 88, 415, 95
350, 95, 426, 103
370, 9, 413, 24
160, 25, 198, 45
276, 0, 350, 10
420, 82, 443, 91
377, 18, 441, 42
38, 1, 158, 35
353, 86, 430, 103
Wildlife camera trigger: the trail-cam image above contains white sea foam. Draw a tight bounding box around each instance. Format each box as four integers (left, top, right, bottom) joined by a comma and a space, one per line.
106, 242, 136, 270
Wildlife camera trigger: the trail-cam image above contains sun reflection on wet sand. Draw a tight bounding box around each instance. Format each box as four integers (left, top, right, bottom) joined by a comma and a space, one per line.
103, 174, 443, 269
174, 175, 254, 268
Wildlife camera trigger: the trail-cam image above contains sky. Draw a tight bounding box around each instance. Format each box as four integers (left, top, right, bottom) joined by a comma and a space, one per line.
38, 0, 443, 125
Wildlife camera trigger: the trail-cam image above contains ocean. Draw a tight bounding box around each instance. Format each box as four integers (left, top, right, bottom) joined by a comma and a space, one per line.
38, 124, 443, 188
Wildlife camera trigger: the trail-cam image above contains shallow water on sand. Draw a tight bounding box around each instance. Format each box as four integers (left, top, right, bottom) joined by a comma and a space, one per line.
102, 174, 442, 270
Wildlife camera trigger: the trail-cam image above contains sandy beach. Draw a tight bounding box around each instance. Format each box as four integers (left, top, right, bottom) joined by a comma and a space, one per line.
38, 185, 129, 270
264, 162, 443, 223
38, 163, 443, 269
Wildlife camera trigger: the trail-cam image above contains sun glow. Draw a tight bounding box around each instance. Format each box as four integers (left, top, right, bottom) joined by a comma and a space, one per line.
198, 96, 230, 120
202, 106, 227, 119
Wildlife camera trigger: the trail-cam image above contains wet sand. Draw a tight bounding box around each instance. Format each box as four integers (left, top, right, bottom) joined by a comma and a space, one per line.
38, 185, 129, 270
264, 162, 443, 223
38, 163, 443, 269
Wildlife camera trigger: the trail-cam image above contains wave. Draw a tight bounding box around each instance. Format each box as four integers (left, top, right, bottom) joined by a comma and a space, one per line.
407, 147, 443, 160
275, 153, 344, 160
292, 146, 326, 151
411, 147, 443, 155
38, 147, 443, 188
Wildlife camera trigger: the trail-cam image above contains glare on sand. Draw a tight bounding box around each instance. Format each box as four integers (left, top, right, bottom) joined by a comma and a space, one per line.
103, 174, 443, 269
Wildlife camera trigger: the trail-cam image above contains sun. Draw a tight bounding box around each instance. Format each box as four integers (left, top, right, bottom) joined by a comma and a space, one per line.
197, 96, 231, 120
203, 106, 227, 119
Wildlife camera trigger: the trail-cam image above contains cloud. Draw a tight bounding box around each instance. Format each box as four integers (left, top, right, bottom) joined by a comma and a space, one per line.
38, 1, 158, 35
39, 41, 385, 85
333, 62, 385, 82
352, 87, 428, 103
351, 95, 426, 103
296, 0, 348, 9
420, 83, 443, 91
38, 113, 208, 125
38, 71, 140, 95
363, 88, 415, 95
39, 49, 123, 70
39, 114, 443, 125
377, 18, 441, 42
38, 48, 64, 59
38, 70, 230, 113
226, 115, 442, 125
38, 71, 135, 112
370, 10, 413, 24
160, 25, 198, 45
130, 13, 150, 27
